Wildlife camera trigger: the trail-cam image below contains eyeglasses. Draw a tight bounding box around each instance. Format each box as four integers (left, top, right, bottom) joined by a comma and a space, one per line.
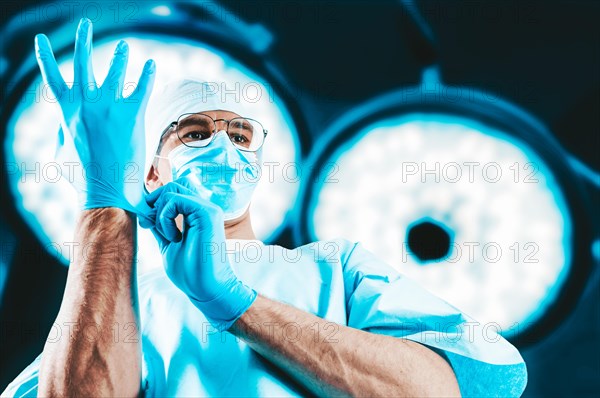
161, 112, 268, 152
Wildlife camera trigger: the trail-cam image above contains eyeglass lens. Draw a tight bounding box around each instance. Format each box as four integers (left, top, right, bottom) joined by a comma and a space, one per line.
175, 113, 264, 151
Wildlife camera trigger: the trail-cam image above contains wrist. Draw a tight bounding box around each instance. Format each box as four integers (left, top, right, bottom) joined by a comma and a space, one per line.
75, 208, 136, 267
188, 281, 258, 332
81, 182, 142, 212
229, 293, 265, 335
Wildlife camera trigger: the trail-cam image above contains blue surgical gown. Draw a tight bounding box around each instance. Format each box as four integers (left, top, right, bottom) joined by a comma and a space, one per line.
2, 239, 528, 397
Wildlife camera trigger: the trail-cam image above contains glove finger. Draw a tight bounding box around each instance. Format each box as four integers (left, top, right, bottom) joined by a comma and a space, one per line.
104, 40, 129, 100
153, 191, 178, 239
138, 207, 157, 229
172, 176, 201, 195
160, 191, 217, 230
146, 181, 195, 207
73, 18, 96, 91
157, 192, 185, 242
129, 59, 156, 109
149, 226, 169, 250
34, 34, 68, 99
145, 185, 166, 207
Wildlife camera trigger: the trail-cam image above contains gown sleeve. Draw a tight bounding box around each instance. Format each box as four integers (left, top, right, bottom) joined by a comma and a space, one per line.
341, 241, 528, 398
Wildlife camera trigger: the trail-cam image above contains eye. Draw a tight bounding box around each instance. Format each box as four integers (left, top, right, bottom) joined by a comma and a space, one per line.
230, 133, 250, 146
183, 130, 211, 140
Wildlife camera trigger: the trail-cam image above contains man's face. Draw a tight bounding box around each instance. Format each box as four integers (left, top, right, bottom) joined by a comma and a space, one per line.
145, 109, 242, 192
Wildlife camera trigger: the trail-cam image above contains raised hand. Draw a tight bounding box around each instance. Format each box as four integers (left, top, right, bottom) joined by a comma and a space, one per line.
35, 17, 156, 212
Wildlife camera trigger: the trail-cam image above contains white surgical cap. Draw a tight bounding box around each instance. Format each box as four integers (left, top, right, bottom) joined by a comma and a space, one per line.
144, 78, 262, 174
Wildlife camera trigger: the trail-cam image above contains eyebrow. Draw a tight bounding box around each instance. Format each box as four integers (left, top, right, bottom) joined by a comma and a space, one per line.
233, 119, 254, 132
178, 116, 213, 129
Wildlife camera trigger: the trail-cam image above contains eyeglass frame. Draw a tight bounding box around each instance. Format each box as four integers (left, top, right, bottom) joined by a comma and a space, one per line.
156, 112, 268, 154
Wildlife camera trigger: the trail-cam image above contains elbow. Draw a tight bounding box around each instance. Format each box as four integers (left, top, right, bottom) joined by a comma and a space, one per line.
390, 358, 462, 397
394, 380, 461, 398
372, 369, 461, 397
418, 363, 462, 397
425, 379, 462, 398
431, 365, 461, 397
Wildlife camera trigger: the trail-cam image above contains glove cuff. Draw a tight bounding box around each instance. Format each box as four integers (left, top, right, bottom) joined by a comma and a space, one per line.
189, 281, 258, 333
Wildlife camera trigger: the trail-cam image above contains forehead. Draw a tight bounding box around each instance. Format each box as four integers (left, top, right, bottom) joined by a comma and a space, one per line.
193, 109, 242, 120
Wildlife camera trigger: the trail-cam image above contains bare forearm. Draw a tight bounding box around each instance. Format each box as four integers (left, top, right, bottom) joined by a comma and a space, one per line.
38, 208, 140, 397
230, 295, 461, 397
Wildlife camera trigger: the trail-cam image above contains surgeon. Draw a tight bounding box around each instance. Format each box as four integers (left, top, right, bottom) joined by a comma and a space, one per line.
3, 19, 527, 397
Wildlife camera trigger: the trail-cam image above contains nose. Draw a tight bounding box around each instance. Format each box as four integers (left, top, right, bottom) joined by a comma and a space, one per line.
213, 129, 234, 146
215, 119, 229, 131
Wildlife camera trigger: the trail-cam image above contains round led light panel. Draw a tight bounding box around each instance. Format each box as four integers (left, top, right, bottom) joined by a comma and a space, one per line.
5, 35, 301, 273
308, 113, 572, 333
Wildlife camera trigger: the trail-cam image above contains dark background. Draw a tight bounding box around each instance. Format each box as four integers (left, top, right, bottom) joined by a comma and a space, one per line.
1, 0, 599, 396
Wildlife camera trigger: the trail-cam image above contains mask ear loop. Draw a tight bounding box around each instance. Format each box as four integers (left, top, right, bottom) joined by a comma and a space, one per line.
143, 122, 177, 195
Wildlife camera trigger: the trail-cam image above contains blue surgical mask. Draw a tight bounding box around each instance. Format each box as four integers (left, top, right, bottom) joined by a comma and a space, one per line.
156, 132, 261, 220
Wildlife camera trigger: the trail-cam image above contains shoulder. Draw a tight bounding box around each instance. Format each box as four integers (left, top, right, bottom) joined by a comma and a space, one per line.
317, 239, 401, 290
292, 239, 403, 305
290, 238, 358, 264
289, 238, 396, 277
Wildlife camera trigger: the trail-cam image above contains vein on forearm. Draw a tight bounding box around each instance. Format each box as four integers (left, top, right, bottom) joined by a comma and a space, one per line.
38, 208, 140, 397
231, 294, 461, 397
71, 209, 137, 300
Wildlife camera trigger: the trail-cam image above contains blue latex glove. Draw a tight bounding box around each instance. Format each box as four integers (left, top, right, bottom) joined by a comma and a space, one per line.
34, 18, 155, 213
140, 180, 258, 332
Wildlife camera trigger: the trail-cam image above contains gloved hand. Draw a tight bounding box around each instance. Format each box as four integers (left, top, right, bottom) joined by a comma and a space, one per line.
140, 180, 258, 332
35, 18, 155, 212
